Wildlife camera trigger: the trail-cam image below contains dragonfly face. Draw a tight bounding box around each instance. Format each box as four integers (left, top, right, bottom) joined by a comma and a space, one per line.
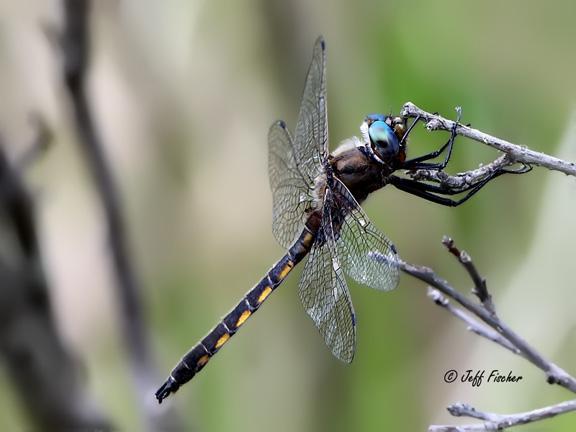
329, 113, 409, 203
156, 35, 525, 403
361, 113, 406, 165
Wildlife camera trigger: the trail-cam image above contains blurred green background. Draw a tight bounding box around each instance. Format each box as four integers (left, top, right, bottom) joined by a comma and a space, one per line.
0, 0, 575, 430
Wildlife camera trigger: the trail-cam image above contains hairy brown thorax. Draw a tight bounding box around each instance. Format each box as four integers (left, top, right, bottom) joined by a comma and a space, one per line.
329, 145, 395, 204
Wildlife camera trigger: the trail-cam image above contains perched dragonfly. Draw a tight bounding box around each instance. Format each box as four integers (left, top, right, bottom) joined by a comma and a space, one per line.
156, 37, 528, 403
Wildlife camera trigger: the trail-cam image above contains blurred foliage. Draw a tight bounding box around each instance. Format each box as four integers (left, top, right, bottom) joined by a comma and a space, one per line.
0, 0, 575, 431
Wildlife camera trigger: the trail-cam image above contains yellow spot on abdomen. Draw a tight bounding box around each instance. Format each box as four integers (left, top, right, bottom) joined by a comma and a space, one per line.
279, 261, 294, 280
197, 354, 210, 367
257, 286, 273, 304
215, 333, 230, 349
303, 232, 314, 246
236, 310, 251, 328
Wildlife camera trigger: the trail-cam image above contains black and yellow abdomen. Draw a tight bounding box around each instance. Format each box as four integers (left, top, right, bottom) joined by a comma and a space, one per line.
155, 224, 317, 403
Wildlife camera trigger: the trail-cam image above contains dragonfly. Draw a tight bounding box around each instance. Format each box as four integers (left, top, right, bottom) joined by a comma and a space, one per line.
155, 36, 529, 403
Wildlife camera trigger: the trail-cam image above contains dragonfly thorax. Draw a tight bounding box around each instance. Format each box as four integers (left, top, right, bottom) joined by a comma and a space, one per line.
328, 142, 394, 204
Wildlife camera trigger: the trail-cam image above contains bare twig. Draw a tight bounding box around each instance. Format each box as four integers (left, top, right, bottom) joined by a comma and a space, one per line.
426, 288, 518, 355
0, 129, 111, 430
401, 102, 576, 177
441, 237, 494, 314
400, 256, 576, 393
60, 1, 179, 429
399, 237, 576, 430
429, 399, 576, 432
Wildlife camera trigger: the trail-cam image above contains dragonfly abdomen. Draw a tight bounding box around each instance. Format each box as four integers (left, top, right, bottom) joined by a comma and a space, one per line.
155, 224, 317, 403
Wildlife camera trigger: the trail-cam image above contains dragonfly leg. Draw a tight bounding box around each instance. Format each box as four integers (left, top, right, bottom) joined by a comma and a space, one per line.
388, 157, 524, 207
402, 115, 459, 170
499, 162, 533, 175
399, 115, 421, 146
389, 175, 492, 207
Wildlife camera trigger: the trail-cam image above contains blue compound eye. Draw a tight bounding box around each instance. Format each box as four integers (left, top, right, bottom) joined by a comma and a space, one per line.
368, 120, 399, 160
366, 113, 386, 123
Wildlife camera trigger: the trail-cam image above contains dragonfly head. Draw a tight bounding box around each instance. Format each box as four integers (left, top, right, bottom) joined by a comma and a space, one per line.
360, 114, 407, 165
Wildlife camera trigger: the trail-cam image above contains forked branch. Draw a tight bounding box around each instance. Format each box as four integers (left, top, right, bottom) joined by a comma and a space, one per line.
399, 238, 576, 431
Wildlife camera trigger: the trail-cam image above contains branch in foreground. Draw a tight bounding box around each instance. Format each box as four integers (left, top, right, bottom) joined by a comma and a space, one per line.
401, 102, 576, 177
398, 238, 576, 431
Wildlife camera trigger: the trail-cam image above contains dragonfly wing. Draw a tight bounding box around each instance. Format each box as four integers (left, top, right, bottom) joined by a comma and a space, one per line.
268, 121, 314, 249
268, 36, 327, 249
332, 178, 400, 291
293, 36, 328, 188
299, 189, 356, 363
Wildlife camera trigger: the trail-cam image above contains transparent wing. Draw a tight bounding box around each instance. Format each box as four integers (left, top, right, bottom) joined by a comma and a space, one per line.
293, 36, 328, 182
299, 189, 356, 363
268, 121, 314, 249
332, 178, 400, 291
268, 36, 328, 249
